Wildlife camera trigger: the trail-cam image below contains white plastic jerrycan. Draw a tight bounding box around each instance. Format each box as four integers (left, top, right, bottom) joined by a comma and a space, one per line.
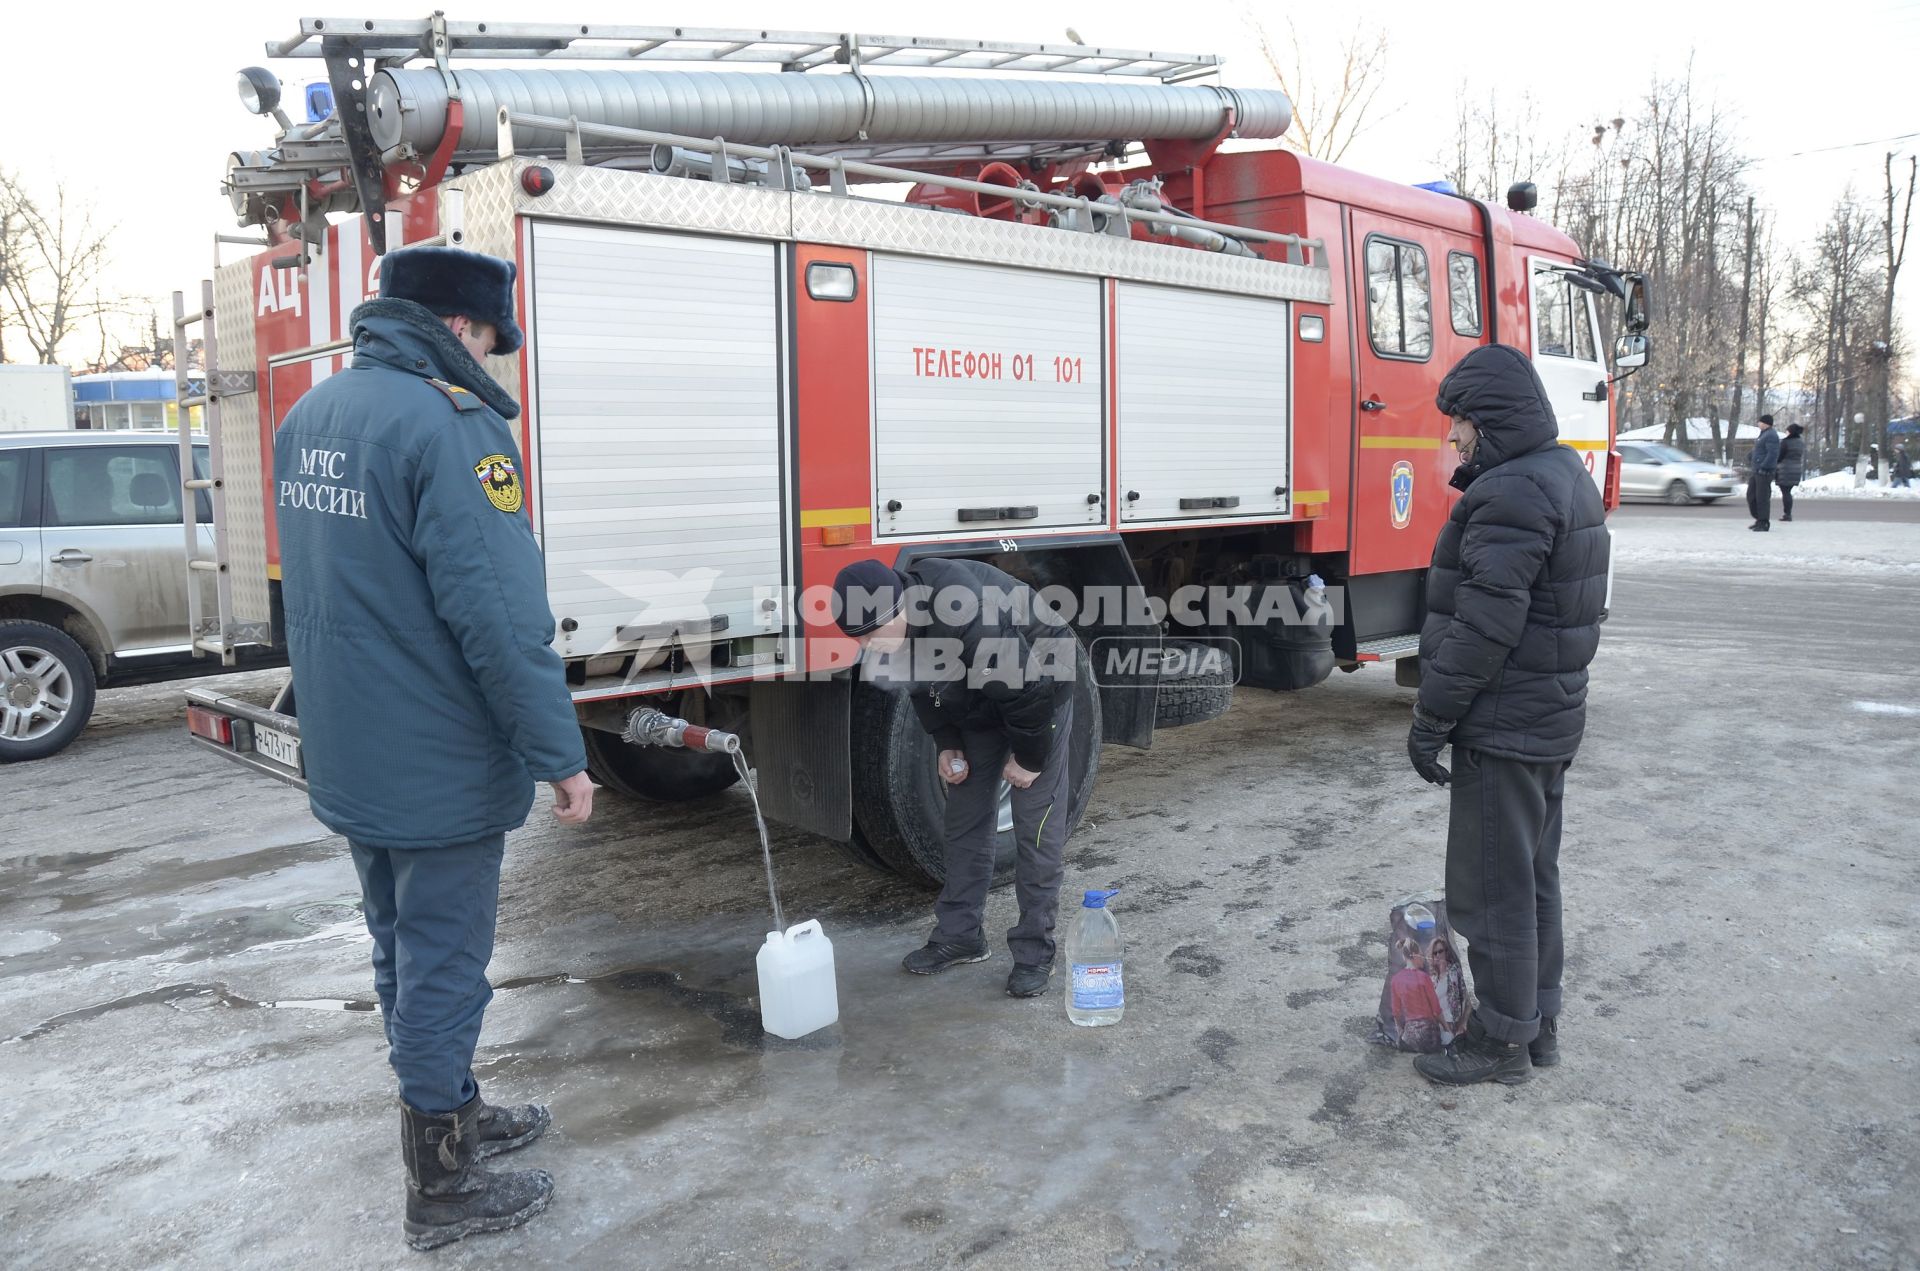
756, 919, 839, 1039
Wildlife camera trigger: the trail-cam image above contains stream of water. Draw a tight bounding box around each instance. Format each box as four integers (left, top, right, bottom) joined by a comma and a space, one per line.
732, 752, 786, 933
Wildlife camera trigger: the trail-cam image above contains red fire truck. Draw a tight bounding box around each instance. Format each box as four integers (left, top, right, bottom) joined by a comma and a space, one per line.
181, 18, 1647, 884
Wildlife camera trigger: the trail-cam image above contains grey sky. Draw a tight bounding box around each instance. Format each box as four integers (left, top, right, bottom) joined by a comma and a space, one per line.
2, 0, 1913, 373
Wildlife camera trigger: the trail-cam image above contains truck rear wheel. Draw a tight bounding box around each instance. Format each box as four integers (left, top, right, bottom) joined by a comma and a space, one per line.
848, 644, 1102, 888
0, 621, 96, 764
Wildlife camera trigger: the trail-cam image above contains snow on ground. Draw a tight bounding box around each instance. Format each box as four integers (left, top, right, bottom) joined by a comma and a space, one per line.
1610, 512, 1920, 575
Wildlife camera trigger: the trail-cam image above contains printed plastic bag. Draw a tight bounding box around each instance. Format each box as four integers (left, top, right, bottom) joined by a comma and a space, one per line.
1368, 894, 1471, 1054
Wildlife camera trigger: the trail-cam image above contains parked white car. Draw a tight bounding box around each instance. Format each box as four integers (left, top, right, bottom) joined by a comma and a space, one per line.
1615, 441, 1738, 505
0, 431, 281, 762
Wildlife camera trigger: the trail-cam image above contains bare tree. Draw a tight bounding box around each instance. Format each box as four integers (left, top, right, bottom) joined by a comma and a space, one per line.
1791, 194, 1883, 467
1869, 152, 1915, 453
1437, 86, 1566, 206
0, 172, 122, 364
1250, 16, 1389, 164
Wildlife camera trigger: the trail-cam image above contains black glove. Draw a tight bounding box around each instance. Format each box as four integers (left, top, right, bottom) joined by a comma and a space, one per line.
1407, 704, 1454, 787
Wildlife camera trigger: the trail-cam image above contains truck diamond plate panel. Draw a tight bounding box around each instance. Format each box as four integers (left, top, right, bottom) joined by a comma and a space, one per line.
213, 257, 272, 627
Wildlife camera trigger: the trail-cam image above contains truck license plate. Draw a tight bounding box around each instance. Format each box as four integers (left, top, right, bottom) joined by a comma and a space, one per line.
255, 725, 302, 771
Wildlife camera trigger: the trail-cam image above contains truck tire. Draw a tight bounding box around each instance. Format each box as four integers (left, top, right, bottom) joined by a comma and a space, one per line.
1152, 639, 1235, 728
582, 724, 740, 801
849, 643, 1103, 888
0, 621, 97, 763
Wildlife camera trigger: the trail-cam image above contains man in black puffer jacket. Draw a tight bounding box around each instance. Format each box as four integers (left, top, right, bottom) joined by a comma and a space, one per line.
1406, 344, 1610, 1087
832, 557, 1079, 999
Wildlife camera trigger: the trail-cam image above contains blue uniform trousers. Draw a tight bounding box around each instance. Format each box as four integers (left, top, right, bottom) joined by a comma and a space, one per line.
349, 834, 505, 1113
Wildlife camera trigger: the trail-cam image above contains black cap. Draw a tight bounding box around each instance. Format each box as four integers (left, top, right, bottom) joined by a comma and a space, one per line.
832, 561, 908, 636
379, 246, 524, 356
1758, 414, 1774, 426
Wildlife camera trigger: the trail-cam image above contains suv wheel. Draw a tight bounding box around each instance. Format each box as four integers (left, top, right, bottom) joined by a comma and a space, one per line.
0, 621, 97, 762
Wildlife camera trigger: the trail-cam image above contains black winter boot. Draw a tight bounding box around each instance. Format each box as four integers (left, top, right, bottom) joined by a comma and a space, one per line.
1529, 1016, 1560, 1068
1005, 962, 1055, 998
1413, 1015, 1532, 1087
402, 1094, 554, 1251
473, 1092, 552, 1158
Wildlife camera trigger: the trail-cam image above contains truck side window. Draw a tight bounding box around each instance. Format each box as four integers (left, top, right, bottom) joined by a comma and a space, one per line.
1365, 236, 1433, 360
1448, 252, 1482, 336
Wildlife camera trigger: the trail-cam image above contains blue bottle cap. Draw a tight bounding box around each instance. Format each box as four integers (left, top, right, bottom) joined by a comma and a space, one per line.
1082, 888, 1121, 908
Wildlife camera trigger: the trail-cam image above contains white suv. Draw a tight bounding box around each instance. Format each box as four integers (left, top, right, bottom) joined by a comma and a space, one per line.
0, 431, 280, 762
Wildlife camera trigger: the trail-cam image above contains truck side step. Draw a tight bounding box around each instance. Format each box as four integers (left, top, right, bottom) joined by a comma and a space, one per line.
1354, 633, 1422, 662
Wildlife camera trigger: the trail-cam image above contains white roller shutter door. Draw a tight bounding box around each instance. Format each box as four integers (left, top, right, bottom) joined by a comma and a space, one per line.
871, 256, 1105, 537
1116, 283, 1292, 522
529, 221, 786, 659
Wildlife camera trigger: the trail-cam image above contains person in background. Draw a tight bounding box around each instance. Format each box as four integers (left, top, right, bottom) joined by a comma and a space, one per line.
1894, 443, 1915, 489
1776, 423, 1806, 521
1747, 414, 1781, 531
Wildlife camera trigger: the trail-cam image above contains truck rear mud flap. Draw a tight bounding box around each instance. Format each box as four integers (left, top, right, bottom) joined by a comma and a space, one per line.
184, 685, 307, 790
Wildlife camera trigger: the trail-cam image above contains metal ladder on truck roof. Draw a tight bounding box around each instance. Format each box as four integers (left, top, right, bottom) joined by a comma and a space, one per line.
266, 18, 1227, 81
174, 282, 263, 666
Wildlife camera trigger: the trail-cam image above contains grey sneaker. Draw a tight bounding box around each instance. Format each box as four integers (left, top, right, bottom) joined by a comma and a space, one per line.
902, 939, 990, 975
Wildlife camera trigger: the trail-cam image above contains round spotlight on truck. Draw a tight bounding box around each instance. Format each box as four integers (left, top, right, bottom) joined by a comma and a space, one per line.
238, 67, 282, 116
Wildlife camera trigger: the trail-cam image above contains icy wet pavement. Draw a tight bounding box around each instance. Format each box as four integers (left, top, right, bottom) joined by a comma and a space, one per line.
2, 515, 1918, 1268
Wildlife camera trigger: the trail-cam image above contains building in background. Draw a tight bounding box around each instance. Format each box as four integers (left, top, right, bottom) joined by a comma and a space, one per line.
71, 369, 205, 432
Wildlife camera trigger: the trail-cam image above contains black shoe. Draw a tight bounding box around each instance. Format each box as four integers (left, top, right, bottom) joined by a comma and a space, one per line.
402, 1094, 555, 1251
1006, 962, 1055, 998
1413, 1016, 1532, 1087
1781, 514, 1793, 522
1529, 1016, 1560, 1068
902, 938, 990, 975
473, 1092, 552, 1159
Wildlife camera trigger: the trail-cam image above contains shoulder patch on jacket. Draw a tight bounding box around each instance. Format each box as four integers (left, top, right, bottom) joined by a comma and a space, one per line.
473, 454, 524, 513
427, 378, 487, 413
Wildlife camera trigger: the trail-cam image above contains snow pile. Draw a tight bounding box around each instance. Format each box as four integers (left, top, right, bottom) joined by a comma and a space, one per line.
1790, 471, 1920, 500
1610, 515, 1920, 576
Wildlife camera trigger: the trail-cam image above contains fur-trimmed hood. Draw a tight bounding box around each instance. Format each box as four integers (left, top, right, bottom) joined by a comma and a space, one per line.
347, 298, 522, 420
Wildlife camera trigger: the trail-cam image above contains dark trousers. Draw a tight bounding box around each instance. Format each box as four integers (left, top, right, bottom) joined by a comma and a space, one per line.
932, 701, 1074, 966
350, 835, 506, 1113
1444, 749, 1567, 1045
1747, 473, 1773, 525
1777, 479, 1795, 518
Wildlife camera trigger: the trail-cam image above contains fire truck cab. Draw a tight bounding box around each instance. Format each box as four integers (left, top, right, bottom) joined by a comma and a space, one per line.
180, 19, 1648, 885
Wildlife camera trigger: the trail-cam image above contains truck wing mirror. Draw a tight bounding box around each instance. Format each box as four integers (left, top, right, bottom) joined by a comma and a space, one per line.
1615, 333, 1649, 369
1622, 274, 1651, 333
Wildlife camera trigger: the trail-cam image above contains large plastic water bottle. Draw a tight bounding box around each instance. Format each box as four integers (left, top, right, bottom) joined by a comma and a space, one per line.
1066, 889, 1125, 1027
757, 919, 839, 1039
